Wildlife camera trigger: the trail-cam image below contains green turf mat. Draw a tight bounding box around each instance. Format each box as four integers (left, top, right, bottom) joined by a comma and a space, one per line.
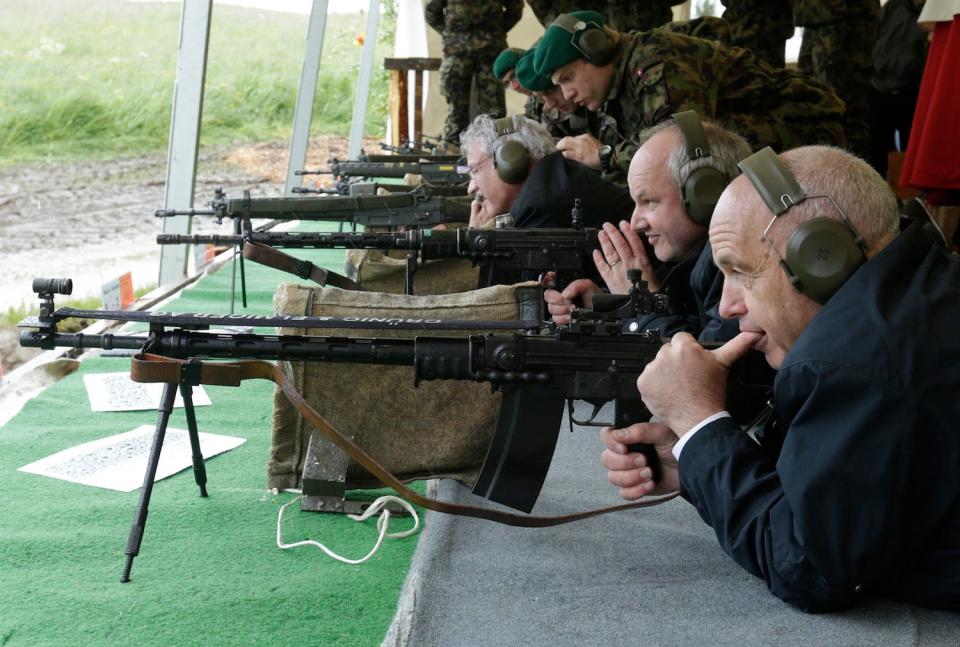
1, 238, 422, 646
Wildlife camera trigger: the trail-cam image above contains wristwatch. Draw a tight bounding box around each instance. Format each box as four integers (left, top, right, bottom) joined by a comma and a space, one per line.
598, 144, 614, 172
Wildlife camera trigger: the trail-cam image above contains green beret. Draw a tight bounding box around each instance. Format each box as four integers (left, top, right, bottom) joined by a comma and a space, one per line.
515, 48, 553, 92
533, 10, 605, 78
492, 47, 524, 80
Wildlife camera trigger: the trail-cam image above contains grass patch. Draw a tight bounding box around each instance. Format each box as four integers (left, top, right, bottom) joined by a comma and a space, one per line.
0, 0, 396, 166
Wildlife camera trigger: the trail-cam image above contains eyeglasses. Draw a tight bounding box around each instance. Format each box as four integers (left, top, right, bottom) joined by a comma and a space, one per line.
466, 156, 492, 179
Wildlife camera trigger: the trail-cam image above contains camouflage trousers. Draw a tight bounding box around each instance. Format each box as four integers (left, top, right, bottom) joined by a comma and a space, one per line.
723, 4, 794, 67
439, 54, 506, 145
799, 20, 876, 158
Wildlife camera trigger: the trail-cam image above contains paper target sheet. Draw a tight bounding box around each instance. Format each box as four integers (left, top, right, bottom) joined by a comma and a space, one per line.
83, 372, 212, 411
18, 425, 246, 491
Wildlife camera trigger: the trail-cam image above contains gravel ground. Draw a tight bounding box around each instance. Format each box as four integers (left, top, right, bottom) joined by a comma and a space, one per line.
0, 135, 365, 374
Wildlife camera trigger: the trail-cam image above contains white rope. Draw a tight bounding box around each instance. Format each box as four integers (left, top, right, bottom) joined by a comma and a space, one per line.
276, 495, 420, 564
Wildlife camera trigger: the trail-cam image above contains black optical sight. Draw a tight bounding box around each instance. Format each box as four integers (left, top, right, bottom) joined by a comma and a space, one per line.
32, 278, 73, 296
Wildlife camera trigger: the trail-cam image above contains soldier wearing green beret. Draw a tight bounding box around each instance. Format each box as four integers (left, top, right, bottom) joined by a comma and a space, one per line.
720, 0, 795, 67
532, 10, 845, 182
794, 0, 881, 158
513, 48, 600, 141
425, 0, 524, 146
493, 47, 539, 122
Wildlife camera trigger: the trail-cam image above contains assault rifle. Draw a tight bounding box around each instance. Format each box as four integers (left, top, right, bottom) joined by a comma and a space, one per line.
358, 152, 462, 164
155, 186, 472, 229
19, 276, 771, 580
297, 158, 469, 187
291, 181, 468, 197
378, 134, 445, 156
157, 219, 603, 295
156, 187, 474, 303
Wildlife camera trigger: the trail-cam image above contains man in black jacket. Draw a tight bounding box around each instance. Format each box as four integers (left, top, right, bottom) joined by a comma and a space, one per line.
544, 114, 750, 341
458, 113, 635, 286
459, 113, 633, 230
603, 144, 960, 611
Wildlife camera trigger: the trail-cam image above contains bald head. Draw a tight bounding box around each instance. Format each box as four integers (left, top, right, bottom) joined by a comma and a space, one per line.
709, 146, 902, 368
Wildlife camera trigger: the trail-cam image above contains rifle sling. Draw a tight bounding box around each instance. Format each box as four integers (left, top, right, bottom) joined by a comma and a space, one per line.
129, 353, 678, 527
242, 241, 360, 290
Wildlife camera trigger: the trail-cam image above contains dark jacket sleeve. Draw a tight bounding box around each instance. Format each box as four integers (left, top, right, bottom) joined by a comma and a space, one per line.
679, 362, 919, 611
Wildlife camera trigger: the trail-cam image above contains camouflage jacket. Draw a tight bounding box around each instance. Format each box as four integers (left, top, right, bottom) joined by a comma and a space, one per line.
598, 30, 847, 174
425, 0, 524, 57
793, 0, 880, 26
660, 15, 732, 45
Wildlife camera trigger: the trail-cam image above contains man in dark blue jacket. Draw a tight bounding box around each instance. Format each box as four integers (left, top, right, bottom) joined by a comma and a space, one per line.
544, 113, 749, 341
602, 144, 960, 611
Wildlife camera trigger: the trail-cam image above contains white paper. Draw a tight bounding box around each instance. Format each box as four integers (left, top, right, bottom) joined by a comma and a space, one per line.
18, 424, 246, 492
83, 372, 212, 412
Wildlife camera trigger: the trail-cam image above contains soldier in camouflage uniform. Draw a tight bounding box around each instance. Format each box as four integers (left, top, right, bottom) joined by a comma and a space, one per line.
720, 0, 795, 67
527, 1, 682, 32
514, 47, 600, 140
794, 0, 880, 159
425, 0, 524, 145
533, 10, 846, 183
492, 47, 540, 122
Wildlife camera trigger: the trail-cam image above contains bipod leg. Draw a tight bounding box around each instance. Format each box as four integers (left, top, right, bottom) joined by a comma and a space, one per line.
121, 381, 177, 583
229, 244, 238, 314
404, 251, 417, 295
180, 381, 208, 497
239, 248, 247, 308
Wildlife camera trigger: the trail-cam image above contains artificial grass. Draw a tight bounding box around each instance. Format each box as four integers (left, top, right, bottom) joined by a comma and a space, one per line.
0, 239, 420, 646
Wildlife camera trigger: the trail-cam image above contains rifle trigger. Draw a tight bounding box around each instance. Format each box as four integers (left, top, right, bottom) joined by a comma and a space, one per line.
568, 401, 605, 426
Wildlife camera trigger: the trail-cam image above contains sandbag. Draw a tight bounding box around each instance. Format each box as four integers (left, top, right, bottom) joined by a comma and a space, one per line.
344, 248, 481, 295
267, 281, 541, 491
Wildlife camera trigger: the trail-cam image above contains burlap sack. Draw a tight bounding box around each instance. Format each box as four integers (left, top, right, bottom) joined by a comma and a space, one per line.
344, 248, 481, 295
267, 281, 541, 490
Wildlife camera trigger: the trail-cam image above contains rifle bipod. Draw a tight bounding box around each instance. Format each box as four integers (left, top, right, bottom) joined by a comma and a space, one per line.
121, 359, 208, 583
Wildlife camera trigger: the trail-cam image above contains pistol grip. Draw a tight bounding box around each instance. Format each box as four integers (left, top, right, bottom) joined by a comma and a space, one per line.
626, 443, 661, 483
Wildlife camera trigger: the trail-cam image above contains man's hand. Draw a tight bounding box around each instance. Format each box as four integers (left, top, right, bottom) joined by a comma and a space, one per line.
601, 422, 679, 499
469, 196, 495, 228
544, 278, 603, 324
556, 134, 603, 169
636, 332, 761, 436
595, 221, 659, 293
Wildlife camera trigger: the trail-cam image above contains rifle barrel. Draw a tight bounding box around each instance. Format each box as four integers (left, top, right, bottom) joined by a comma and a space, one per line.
155, 209, 217, 217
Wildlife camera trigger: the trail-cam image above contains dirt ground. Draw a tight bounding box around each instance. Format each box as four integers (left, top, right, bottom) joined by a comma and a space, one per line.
0, 135, 373, 374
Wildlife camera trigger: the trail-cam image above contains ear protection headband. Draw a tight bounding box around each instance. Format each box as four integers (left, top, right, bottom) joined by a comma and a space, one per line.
738, 147, 867, 304
551, 13, 616, 66
672, 110, 729, 226
491, 116, 530, 184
